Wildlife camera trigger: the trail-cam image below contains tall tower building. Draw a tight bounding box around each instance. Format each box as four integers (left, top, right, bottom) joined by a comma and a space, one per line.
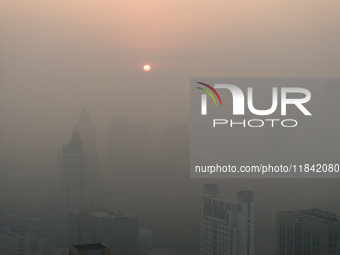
200, 184, 255, 255
276, 209, 340, 255
75, 108, 96, 150
62, 132, 88, 215
74, 108, 98, 206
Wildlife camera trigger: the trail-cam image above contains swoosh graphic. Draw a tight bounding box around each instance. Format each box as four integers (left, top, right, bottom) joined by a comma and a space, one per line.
197, 82, 223, 106
196, 87, 217, 106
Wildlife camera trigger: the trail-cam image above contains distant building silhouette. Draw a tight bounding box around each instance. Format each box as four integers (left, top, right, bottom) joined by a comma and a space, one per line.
74, 108, 98, 207
0, 158, 26, 215
138, 229, 153, 252
19, 172, 55, 214
262, 125, 290, 165
200, 184, 255, 255
323, 80, 340, 124
276, 209, 340, 255
107, 115, 130, 163
107, 116, 147, 167
62, 132, 88, 215
69, 243, 110, 255
144, 119, 163, 158
163, 122, 189, 159
322, 80, 340, 162
0, 160, 2, 216
68, 209, 138, 255
75, 108, 96, 150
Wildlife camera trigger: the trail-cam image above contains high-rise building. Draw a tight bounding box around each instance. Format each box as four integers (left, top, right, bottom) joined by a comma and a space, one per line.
200, 184, 255, 255
0, 226, 32, 255
68, 209, 138, 255
69, 243, 110, 255
74, 108, 98, 206
276, 209, 340, 255
74, 108, 96, 150
62, 132, 88, 215
107, 116, 147, 167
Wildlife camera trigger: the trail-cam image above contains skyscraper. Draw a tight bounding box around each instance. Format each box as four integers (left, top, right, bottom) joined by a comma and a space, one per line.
68, 209, 138, 255
200, 184, 255, 255
74, 108, 96, 150
74, 108, 98, 206
62, 132, 88, 215
276, 209, 340, 255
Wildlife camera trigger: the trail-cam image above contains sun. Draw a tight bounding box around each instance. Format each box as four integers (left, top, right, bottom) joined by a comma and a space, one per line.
143, 65, 151, 72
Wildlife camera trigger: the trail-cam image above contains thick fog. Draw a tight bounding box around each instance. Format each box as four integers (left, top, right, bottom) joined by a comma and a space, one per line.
1, 0, 340, 254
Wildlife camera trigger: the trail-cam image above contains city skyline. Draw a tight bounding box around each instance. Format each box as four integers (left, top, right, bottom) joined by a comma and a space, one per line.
1, 0, 340, 254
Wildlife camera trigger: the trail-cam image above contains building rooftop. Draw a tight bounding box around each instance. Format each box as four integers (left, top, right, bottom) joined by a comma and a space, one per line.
280, 208, 339, 225
72, 243, 109, 251
237, 191, 254, 196
0, 227, 16, 237
0, 226, 31, 237
86, 209, 135, 220
139, 229, 153, 236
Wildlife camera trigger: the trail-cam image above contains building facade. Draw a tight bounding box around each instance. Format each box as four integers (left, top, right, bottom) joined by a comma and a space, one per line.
68, 209, 138, 255
138, 229, 153, 251
74, 108, 98, 207
200, 184, 255, 255
62, 132, 88, 215
276, 209, 340, 255
0, 226, 31, 255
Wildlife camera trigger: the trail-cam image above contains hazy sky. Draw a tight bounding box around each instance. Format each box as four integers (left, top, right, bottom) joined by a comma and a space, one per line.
1, 0, 339, 171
